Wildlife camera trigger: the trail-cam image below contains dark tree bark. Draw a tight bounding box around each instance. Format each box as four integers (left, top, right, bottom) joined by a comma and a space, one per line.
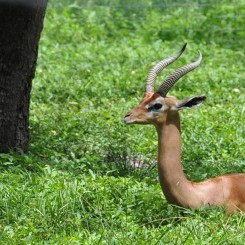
0, 0, 48, 152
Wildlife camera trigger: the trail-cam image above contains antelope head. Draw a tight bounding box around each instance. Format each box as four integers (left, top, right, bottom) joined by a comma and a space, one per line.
124, 43, 206, 126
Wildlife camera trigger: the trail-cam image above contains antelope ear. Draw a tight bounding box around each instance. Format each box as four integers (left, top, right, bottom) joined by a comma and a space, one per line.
175, 96, 206, 110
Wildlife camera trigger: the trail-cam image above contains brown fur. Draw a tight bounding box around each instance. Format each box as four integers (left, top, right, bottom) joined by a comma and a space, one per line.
124, 92, 245, 214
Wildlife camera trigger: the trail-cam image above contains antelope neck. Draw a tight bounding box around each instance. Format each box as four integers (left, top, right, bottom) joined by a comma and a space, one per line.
155, 111, 195, 206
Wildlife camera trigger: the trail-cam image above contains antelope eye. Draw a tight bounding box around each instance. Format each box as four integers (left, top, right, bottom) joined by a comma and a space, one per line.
153, 103, 162, 110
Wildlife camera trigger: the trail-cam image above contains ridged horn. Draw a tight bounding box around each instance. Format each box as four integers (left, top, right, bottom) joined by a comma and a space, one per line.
157, 51, 202, 98
145, 43, 187, 93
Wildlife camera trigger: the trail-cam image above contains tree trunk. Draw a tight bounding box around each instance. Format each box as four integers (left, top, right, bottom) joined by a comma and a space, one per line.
0, 0, 48, 152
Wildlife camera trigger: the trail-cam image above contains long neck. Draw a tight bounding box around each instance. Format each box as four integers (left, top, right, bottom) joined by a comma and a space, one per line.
156, 111, 194, 206
155, 111, 227, 209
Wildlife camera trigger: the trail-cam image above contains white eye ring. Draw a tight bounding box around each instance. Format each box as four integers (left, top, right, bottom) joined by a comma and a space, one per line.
153, 103, 163, 110
148, 103, 163, 112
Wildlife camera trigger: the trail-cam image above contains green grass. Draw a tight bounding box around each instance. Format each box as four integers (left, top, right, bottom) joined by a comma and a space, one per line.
0, 0, 245, 244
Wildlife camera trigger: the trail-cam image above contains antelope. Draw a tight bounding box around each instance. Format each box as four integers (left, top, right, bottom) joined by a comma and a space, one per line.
124, 43, 245, 214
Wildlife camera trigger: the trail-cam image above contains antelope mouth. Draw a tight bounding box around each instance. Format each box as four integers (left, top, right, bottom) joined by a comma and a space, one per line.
123, 118, 149, 125
123, 118, 135, 125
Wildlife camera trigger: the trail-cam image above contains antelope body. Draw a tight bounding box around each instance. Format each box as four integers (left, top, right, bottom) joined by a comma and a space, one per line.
124, 44, 245, 214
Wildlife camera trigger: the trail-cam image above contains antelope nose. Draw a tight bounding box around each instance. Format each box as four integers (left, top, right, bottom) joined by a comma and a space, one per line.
124, 113, 131, 118
123, 112, 131, 124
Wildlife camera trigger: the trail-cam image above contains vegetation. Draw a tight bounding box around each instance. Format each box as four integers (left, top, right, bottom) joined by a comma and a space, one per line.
0, 0, 244, 243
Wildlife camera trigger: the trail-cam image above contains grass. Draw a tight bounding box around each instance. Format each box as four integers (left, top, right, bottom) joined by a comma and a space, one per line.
0, 0, 245, 244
